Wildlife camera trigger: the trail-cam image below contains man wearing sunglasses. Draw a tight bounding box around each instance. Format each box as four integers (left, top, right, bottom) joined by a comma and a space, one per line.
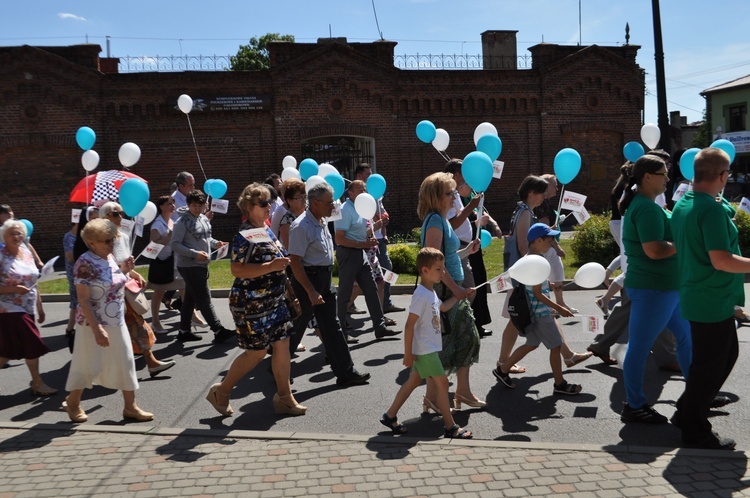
287, 183, 371, 387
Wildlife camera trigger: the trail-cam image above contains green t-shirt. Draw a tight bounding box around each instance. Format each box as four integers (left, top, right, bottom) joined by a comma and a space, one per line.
622, 193, 679, 290
670, 190, 744, 322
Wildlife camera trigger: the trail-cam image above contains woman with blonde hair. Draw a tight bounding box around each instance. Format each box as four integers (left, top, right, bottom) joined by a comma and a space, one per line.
417, 172, 484, 412
206, 183, 305, 417
0, 219, 56, 396
65, 218, 153, 422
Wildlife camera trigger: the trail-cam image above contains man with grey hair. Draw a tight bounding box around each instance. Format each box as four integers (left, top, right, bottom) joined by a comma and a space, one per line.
171, 172, 196, 221
287, 183, 371, 387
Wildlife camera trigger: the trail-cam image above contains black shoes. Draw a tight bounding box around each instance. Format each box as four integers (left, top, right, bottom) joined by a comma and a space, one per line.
383, 304, 406, 313
492, 368, 515, 388
375, 328, 401, 339
213, 327, 236, 344
621, 403, 667, 424
336, 370, 371, 387
711, 395, 731, 408
684, 432, 736, 450
65, 329, 75, 353
478, 327, 493, 338
177, 330, 202, 342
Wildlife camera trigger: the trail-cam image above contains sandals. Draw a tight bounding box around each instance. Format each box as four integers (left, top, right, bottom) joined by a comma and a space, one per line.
384, 317, 397, 327
30, 382, 57, 397
62, 400, 88, 423
564, 351, 593, 368
206, 383, 234, 417
380, 413, 407, 434
497, 361, 526, 374
587, 348, 618, 365
553, 380, 582, 395
444, 423, 473, 439
595, 297, 610, 318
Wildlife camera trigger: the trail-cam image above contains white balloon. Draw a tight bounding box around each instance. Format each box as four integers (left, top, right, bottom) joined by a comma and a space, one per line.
573, 262, 606, 289
282, 155, 297, 170
177, 94, 193, 114
473, 122, 498, 146
137, 201, 158, 225
81, 150, 99, 172
317, 163, 339, 178
305, 175, 326, 193
354, 193, 377, 220
281, 168, 301, 181
118, 142, 141, 168
432, 128, 450, 152
640, 123, 660, 150
508, 255, 551, 286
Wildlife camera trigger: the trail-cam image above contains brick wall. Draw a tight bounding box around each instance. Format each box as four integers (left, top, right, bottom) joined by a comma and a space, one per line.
0, 40, 644, 262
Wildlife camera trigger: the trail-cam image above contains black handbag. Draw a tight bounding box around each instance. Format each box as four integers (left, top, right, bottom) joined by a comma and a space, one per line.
148, 254, 174, 284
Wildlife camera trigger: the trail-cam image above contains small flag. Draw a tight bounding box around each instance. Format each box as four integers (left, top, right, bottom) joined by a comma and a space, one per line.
492, 161, 505, 179
71, 209, 82, 224
560, 191, 588, 212
38, 256, 59, 282
239, 228, 272, 244
138, 241, 165, 260
572, 205, 591, 225
210, 199, 229, 214
583, 315, 604, 334
382, 268, 399, 285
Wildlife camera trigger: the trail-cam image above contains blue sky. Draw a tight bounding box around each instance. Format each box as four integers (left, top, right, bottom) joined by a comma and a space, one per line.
3, 1, 750, 126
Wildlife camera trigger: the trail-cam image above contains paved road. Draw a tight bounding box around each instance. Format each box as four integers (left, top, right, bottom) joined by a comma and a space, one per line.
2, 285, 749, 451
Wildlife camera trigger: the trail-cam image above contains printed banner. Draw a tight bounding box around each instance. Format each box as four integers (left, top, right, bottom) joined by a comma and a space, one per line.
382, 268, 399, 285
672, 183, 691, 202
134, 216, 145, 238
71, 209, 82, 224
138, 241, 165, 260
572, 206, 591, 225
487, 272, 512, 294
560, 191, 588, 212
583, 315, 604, 335
38, 256, 59, 282
239, 228, 272, 244
210, 199, 229, 214
213, 244, 229, 260
492, 160, 505, 180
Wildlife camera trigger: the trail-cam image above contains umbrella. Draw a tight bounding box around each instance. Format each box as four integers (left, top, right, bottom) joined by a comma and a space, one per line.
69, 170, 147, 204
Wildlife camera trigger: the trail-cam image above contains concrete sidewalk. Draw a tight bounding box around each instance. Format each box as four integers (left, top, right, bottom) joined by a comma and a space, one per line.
0, 423, 748, 497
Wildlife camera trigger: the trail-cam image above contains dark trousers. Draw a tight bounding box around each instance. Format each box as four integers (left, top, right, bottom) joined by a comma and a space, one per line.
468, 248, 491, 327
288, 267, 355, 380
377, 238, 394, 306
336, 246, 385, 333
177, 266, 222, 332
676, 316, 738, 443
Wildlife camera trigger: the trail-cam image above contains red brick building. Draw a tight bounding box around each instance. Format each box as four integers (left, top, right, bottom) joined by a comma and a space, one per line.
0, 31, 644, 260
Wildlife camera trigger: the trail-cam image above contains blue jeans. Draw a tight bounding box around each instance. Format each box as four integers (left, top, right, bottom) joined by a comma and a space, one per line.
623, 288, 692, 408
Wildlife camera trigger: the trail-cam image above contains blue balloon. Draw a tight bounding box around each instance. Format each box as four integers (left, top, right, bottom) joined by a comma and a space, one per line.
711, 139, 736, 163
366, 174, 387, 199
476, 134, 502, 161
553, 148, 582, 185
623, 141, 644, 162
461, 151, 494, 193
480, 229, 492, 249
203, 179, 215, 196
19, 219, 33, 238
119, 178, 150, 217
75, 126, 96, 151
211, 179, 227, 199
679, 148, 700, 182
416, 120, 437, 143
325, 174, 345, 199
299, 158, 319, 181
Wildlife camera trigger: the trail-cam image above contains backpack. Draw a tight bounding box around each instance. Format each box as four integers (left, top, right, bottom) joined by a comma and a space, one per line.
507, 283, 533, 335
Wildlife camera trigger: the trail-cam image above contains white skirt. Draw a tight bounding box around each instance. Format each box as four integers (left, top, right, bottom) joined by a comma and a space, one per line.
65, 322, 139, 392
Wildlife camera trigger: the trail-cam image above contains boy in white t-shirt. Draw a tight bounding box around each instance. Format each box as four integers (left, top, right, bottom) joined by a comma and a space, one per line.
380, 247, 473, 439
493, 223, 583, 395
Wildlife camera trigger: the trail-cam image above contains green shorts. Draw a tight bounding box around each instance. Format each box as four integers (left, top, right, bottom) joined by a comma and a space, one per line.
413, 352, 445, 379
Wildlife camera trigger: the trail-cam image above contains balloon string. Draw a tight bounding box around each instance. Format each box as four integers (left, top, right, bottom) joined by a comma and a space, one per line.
186, 114, 208, 182
554, 185, 566, 228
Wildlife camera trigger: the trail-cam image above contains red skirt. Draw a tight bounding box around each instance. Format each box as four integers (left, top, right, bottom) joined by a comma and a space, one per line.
0, 312, 50, 360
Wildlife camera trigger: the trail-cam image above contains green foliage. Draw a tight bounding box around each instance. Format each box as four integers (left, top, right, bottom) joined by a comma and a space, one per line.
570, 214, 619, 267
409, 226, 422, 243
692, 109, 710, 148
388, 243, 419, 275
734, 208, 750, 256
229, 33, 295, 71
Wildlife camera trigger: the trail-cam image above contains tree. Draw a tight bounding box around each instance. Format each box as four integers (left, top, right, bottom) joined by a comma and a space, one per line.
692, 109, 710, 148
229, 33, 295, 71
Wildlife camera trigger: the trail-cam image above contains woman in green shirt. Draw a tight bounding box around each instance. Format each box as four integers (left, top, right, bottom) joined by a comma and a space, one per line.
619, 155, 692, 424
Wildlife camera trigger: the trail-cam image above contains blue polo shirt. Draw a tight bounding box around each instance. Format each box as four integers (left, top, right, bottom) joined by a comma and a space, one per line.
334, 199, 367, 243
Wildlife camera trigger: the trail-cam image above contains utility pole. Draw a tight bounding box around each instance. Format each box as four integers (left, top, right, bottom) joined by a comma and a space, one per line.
651, 0, 670, 153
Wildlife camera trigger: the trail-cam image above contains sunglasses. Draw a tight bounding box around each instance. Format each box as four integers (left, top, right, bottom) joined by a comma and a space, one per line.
108, 211, 124, 217
256, 200, 271, 208
99, 238, 115, 244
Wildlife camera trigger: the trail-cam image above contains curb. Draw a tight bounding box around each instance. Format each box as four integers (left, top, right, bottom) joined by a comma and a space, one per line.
0, 422, 744, 460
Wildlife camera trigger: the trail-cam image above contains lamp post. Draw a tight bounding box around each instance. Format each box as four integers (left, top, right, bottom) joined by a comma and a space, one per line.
651, 0, 671, 153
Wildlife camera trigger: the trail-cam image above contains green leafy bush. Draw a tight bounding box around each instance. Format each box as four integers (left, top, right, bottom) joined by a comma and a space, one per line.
734, 208, 750, 256
388, 243, 419, 274
570, 214, 619, 267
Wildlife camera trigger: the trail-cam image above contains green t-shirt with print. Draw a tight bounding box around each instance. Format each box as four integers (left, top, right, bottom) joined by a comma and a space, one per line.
622, 193, 679, 290
670, 190, 744, 322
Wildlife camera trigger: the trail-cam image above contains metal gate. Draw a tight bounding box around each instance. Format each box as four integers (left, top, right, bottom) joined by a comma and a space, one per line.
300, 136, 374, 180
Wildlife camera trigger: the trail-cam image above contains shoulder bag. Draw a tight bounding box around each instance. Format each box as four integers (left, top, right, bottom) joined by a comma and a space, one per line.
124, 278, 150, 315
